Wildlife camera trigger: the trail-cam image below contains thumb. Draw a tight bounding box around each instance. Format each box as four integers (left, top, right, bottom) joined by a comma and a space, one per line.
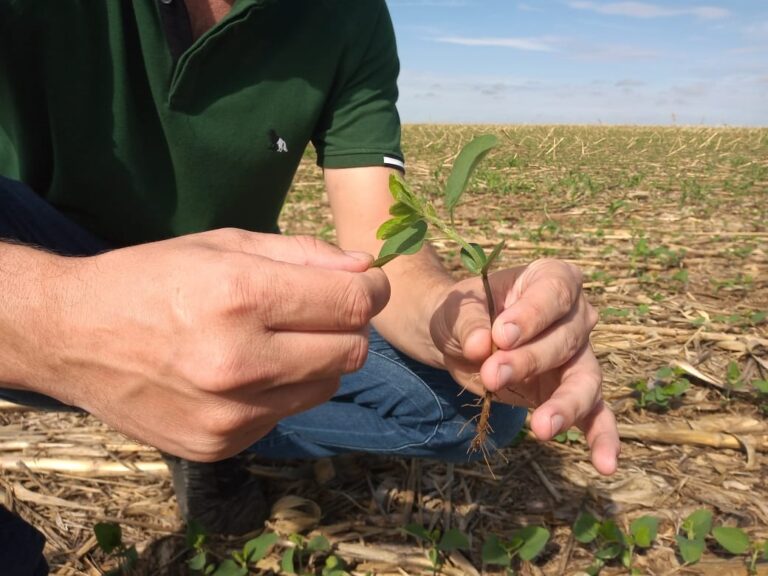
430, 282, 494, 363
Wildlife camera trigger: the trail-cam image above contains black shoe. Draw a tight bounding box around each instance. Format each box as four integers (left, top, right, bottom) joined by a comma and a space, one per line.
162, 453, 269, 536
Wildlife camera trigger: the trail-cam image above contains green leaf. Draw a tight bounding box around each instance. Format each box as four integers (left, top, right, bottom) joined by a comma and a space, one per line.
726, 361, 741, 384
676, 536, 705, 564
656, 366, 674, 380
586, 559, 605, 576
445, 134, 499, 218
684, 509, 713, 540
595, 542, 624, 560
483, 240, 506, 273
438, 528, 470, 552
373, 220, 428, 267
306, 535, 331, 553
243, 532, 278, 563
621, 546, 632, 569
630, 516, 659, 549
753, 379, 768, 394
281, 548, 296, 574
188, 551, 208, 571
389, 201, 416, 218
186, 518, 208, 549
482, 534, 510, 566
573, 512, 601, 543
403, 523, 431, 542
599, 520, 625, 545
211, 559, 248, 576
460, 243, 487, 274
376, 213, 424, 240
517, 526, 550, 561
389, 173, 420, 211
762, 540, 768, 559
427, 547, 440, 568
712, 526, 750, 555
94, 522, 123, 554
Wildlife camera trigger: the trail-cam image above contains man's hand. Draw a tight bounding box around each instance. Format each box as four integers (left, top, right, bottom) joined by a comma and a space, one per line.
25, 230, 390, 461
429, 258, 619, 475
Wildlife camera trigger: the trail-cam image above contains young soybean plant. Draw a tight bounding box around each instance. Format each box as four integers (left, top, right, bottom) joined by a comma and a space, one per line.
373, 134, 504, 453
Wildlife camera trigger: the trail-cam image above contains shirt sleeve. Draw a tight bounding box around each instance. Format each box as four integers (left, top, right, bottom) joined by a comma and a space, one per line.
311, 0, 404, 172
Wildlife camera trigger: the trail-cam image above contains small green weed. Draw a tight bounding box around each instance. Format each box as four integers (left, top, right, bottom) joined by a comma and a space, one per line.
481, 527, 550, 574
94, 522, 139, 576
572, 512, 658, 574
631, 366, 689, 411
402, 523, 470, 575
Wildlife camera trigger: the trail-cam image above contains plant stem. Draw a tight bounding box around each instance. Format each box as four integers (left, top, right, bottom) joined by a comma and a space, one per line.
469, 270, 496, 453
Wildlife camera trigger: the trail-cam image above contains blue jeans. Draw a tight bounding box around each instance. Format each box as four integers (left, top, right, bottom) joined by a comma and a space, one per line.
0, 176, 526, 462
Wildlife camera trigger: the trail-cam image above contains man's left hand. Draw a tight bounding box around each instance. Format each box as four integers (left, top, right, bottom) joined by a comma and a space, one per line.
429, 258, 619, 475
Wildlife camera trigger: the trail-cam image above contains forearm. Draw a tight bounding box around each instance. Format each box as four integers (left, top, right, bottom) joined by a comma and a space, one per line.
371, 244, 454, 368
0, 241, 71, 393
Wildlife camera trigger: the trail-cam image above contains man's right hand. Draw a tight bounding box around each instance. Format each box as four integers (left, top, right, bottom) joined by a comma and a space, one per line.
20, 229, 390, 461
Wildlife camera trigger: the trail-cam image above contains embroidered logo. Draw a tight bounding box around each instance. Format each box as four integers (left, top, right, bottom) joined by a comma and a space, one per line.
268, 129, 288, 153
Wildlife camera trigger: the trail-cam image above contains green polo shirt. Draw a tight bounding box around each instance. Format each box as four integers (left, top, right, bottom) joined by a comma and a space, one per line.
0, 0, 404, 246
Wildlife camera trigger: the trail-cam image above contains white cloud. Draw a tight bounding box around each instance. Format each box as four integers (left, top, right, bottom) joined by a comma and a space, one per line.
396, 69, 766, 126
568, 2, 730, 20
434, 36, 561, 52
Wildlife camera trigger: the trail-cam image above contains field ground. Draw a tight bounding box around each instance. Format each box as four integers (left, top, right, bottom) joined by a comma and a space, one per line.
1, 125, 767, 575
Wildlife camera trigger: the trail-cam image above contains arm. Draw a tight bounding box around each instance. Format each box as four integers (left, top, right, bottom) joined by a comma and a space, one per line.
325, 166, 620, 475
325, 166, 452, 368
0, 233, 389, 461
0, 242, 74, 396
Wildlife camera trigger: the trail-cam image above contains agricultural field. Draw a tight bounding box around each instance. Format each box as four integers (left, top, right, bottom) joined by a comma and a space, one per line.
1, 125, 766, 575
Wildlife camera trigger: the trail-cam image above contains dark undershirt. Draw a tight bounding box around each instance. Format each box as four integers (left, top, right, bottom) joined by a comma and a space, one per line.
157, 0, 194, 60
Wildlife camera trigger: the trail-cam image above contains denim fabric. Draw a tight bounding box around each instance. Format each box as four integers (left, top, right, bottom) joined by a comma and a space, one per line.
0, 175, 527, 460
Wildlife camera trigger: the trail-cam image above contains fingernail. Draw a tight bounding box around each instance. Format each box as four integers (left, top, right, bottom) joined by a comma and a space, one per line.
550, 414, 564, 436
343, 250, 372, 262
496, 364, 514, 389
503, 323, 521, 347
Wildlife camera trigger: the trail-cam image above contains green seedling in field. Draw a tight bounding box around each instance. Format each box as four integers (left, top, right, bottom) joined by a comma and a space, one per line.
676, 508, 713, 565
753, 379, 768, 416
187, 520, 279, 576
712, 526, 767, 575
402, 523, 470, 575
374, 134, 506, 452
573, 512, 658, 574
632, 366, 689, 411
553, 428, 582, 443
280, 533, 333, 575
93, 521, 139, 576
481, 527, 550, 574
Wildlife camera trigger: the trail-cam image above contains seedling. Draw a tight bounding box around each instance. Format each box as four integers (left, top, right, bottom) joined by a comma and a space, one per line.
187, 520, 279, 576
373, 134, 509, 453
631, 366, 689, 411
280, 533, 332, 575
675, 508, 713, 565
93, 521, 139, 576
572, 512, 657, 574
481, 527, 550, 574
402, 523, 470, 575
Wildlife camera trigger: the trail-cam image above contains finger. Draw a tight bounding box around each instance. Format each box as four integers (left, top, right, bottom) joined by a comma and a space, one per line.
580, 401, 620, 476
241, 258, 390, 331
491, 260, 585, 349
211, 229, 374, 273
430, 281, 493, 363
481, 304, 591, 392
258, 329, 371, 386
524, 343, 603, 440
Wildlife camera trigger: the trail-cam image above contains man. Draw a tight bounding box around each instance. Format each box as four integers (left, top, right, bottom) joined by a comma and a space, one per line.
0, 0, 619, 571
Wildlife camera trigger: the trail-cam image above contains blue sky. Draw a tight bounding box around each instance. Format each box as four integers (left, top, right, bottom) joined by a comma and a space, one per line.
386, 1, 768, 125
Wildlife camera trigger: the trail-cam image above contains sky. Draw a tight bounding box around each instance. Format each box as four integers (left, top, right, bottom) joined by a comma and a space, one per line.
386, 0, 768, 125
